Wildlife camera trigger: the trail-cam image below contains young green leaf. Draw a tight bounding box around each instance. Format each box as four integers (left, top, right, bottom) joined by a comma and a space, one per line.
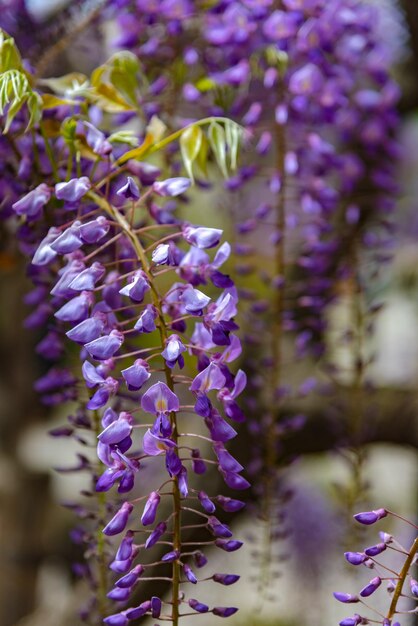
225, 120, 242, 171
180, 125, 203, 181
208, 121, 228, 177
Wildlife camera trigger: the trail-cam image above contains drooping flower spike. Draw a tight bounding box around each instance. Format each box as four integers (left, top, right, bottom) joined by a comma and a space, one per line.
2, 33, 246, 621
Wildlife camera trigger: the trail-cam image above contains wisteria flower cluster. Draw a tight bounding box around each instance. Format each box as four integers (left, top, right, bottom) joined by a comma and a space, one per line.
335, 509, 418, 626
0, 23, 249, 624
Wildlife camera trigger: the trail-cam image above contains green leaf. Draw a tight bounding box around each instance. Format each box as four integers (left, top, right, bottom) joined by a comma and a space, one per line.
0, 69, 41, 133
0, 30, 23, 74
39, 73, 89, 97
90, 51, 141, 112
208, 121, 228, 177
195, 132, 209, 177
41, 93, 77, 109
109, 51, 141, 106
108, 130, 139, 147
180, 125, 203, 182
224, 120, 242, 171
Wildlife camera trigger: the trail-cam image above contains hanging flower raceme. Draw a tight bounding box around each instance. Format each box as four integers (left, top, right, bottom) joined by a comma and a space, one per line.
334, 509, 418, 626
2, 45, 246, 619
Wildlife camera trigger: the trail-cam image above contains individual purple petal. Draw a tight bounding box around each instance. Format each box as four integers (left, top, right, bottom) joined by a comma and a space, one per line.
115, 531, 134, 561
344, 552, 367, 566
117, 176, 140, 200
141, 381, 180, 415
215, 539, 243, 552
31, 227, 60, 265
178, 466, 188, 497
151, 596, 161, 619
50, 223, 83, 254
198, 491, 215, 513
12, 183, 51, 219
103, 613, 128, 626
410, 578, 418, 597
142, 429, 175, 456
183, 225, 223, 249
119, 270, 150, 302
82, 360, 105, 388
107, 587, 131, 601
166, 449, 182, 477
145, 521, 166, 549
86, 377, 118, 410
188, 598, 209, 613
103, 502, 133, 536
213, 607, 238, 618
153, 177, 191, 197
85, 330, 124, 360
55, 176, 91, 202
84, 121, 112, 156
213, 443, 243, 473
359, 576, 381, 597
98, 413, 132, 445
205, 410, 237, 442
55, 292, 92, 322
184, 563, 197, 584
222, 472, 250, 490
79, 216, 110, 243
216, 496, 245, 512
190, 363, 226, 393
207, 516, 232, 538
121, 359, 151, 391
354, 509, 387, 525
141, 491, 161, 526
181, 285, 211, 313
134, 304, 158, 332
213, 573, 240, 586
125, 601, 151, 620
67, 316, 104, 344
161, 550, 180, 562
68, 262, 105, 291
152, 243, 170, 265
333, 592, 359, 604
50, 259, 85, 297
364, 543, 386, 557
338, 616, 362, 626
162, 334, 186, 368
194, 393, 212, 417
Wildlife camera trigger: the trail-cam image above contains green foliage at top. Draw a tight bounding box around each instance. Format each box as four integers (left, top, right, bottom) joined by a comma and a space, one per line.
0, 30, 42, 132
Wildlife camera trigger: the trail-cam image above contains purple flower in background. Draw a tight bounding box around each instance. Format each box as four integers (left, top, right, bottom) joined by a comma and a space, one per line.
12, 183, 51, 219
153, 177, 191, 196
